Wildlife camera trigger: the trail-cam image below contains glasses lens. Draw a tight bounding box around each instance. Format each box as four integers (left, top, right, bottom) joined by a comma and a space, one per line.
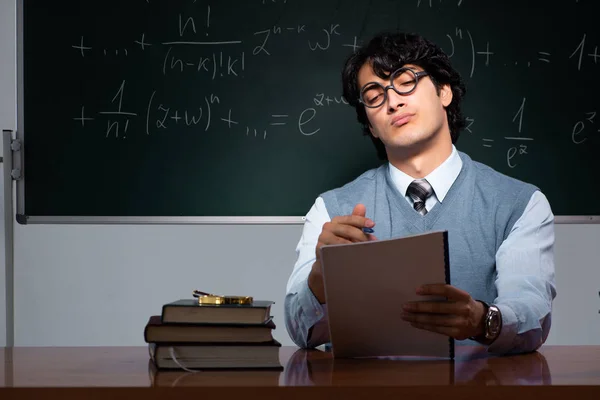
392, 69, 418, 94
361, 83, 386, 108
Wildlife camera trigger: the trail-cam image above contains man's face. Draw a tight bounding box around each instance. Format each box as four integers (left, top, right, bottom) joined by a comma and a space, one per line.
357, 62, 453, 153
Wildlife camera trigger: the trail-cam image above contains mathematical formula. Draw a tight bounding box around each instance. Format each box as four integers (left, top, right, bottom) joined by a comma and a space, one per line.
73, 80, 328, 140
69, 0, 597, 170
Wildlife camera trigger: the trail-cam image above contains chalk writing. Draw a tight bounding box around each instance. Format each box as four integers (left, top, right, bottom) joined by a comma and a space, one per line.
298, 108, 320, 136
465, 117, 475, 133
179, 14, 198, 37
308, 24, 341, 51
572, 111, 597, 144
97, 81, 137, 139
72, 36, 92, 57
446, 28, 493, 77
147, 94, 219, 135
162, 48, 245, 78
569, 33, 600, 70
65, 0, 598, 183
313, 93, 348, 107
270, 114, 289, 126
505, 137, 532, 169
342, 36, 360, 53
134, 33, 152, 50
538, 51, 551, 63
480, 135, 532, 169
73, 106, 95, 127
252, 24, 341, 55
512, 98, 526, 134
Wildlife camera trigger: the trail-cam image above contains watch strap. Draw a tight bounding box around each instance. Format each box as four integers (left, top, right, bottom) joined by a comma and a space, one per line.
469, 300, 491, 344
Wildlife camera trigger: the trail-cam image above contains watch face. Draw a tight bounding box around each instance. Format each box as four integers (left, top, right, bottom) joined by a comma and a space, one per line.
486, 306, 501, 338
489, 314, 500, 333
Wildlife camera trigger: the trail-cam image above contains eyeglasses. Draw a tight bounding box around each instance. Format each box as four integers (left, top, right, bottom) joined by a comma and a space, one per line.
359, 67, 429, 108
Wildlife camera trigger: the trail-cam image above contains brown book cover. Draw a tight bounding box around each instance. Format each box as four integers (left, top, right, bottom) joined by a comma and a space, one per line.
148, 359, 282, 386
320, 230, 453, 359
148, 340, 283, 370
161, 299, 274, 325
144, 315, 276, 343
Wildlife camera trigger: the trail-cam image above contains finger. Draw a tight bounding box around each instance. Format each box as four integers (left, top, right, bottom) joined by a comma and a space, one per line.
417, 284, 471, 302
331, 214, 375, 229
317, 231, 353, 247
352, 203, 366, 217
401, 312, 462, 328
410, 322, 467, 340
336, 224, 371, 243
402, 300, 461, 315
323, 221, 371, 243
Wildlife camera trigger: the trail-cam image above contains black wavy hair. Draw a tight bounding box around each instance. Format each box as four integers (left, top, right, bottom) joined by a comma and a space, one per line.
342, 31, 467, 160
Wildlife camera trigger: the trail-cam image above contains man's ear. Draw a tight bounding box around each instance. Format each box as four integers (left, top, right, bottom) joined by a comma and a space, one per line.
441, 84, 453, 107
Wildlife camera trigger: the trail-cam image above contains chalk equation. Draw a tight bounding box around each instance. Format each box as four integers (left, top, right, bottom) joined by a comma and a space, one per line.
66, 0, 597, 173
71, 9, 589, 79
73, 80, 328, 140
473, 98, 532, 168
71, 26, 591, 83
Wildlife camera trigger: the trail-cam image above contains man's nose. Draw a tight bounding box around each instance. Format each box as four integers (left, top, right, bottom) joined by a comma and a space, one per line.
386, 87, 406, 112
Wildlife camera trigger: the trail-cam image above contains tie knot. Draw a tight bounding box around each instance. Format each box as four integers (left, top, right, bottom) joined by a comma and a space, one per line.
407, 179, 433, 202
407, 179, 433, 215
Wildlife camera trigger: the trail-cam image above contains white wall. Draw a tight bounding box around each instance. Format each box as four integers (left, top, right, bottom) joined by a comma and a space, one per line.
549, 225, 600, 345
2, 0, 599, 348
13, 223, 301, 346
9, 223, 600, 347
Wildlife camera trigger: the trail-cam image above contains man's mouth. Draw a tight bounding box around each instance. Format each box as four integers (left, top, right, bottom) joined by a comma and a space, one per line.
391, 113, 414, 127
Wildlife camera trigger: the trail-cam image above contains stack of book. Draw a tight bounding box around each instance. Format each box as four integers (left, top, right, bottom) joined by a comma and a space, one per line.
144, 298, 283, 371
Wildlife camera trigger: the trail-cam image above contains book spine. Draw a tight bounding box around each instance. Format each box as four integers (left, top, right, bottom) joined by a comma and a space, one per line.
442, 231, 455, 360
442, 230, 451, 285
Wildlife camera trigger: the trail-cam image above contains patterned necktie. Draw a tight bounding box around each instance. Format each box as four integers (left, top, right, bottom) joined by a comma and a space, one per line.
407, 179, 433, 216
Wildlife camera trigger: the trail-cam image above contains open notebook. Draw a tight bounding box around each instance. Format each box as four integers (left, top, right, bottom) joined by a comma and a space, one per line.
320, 230, 453, 359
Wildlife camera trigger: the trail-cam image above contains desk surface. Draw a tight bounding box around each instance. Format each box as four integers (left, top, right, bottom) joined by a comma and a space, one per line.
1, 345, 600, 399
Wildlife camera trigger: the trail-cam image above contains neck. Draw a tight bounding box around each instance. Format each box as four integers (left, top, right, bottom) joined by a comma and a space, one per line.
387, 134, 453, 179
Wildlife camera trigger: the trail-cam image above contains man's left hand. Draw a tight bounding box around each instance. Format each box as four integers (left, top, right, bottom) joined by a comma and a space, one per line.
400, 284, 486, 340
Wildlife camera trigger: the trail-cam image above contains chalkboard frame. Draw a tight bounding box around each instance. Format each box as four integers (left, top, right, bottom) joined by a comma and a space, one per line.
13, 0, 600, 225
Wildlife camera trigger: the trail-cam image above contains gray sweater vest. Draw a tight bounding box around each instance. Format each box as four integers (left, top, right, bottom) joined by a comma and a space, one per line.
320, 151, 538, 305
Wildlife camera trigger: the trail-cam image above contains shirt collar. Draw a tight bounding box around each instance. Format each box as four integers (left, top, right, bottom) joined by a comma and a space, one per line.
388, 145, 463, 203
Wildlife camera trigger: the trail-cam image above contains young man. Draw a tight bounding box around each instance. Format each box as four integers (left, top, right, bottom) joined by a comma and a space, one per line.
284, 31, 556, 355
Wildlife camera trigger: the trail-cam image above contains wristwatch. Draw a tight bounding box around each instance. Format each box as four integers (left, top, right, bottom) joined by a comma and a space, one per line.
472, 301, 502, 345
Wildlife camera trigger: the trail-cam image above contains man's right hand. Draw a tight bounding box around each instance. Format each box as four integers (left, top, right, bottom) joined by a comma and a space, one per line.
307, 203, 376, 303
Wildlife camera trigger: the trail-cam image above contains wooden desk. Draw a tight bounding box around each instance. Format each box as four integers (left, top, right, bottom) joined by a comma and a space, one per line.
1, 345, 599, 399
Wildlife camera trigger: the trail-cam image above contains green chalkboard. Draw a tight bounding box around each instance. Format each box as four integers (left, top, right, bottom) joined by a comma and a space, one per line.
17, 0, 600, 222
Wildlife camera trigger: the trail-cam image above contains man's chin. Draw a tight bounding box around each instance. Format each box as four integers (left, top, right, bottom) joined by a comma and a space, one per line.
384, 134, 436, 155
385, 133, 426, 149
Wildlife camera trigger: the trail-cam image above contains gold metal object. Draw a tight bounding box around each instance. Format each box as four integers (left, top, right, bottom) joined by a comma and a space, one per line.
193, 290, 253, 305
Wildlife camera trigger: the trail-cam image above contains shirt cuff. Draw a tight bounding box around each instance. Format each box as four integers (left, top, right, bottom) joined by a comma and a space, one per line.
297, 279, 329, 346
486, 303, 518, 354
